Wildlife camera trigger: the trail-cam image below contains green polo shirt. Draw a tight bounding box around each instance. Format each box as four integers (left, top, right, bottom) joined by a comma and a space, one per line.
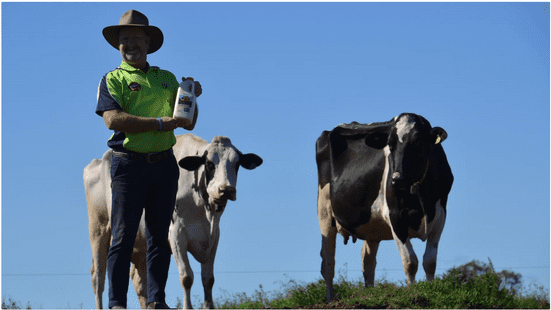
96, 62, 180, 153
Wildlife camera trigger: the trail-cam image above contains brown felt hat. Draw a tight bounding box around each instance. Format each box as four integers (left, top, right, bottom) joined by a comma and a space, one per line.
103, 10, 164, 54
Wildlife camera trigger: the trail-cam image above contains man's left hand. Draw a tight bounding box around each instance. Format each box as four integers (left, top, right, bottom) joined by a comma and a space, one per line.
182, 77, 202, 97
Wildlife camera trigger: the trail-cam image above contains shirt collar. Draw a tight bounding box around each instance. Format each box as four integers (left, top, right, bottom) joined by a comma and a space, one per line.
120, 61, 153, 74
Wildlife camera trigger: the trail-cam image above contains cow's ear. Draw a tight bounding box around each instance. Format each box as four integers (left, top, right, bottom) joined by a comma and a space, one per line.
179, 154, 205, 171
240, 153, 263, 170
364, 131, 388, 149
431, 127, 448, 144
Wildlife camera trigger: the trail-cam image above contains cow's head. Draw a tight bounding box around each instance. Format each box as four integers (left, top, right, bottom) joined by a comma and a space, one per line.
384, 113, 447, 194
178, 136, 263, 211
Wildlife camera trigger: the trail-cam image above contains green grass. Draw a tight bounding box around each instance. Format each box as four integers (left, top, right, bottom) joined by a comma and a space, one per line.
215, 273, 550, 309
3, 261, 549, 309
3, 276, 549, 309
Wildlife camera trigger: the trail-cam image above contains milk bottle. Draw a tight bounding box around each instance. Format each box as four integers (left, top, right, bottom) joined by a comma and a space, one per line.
173, 78, 196, 122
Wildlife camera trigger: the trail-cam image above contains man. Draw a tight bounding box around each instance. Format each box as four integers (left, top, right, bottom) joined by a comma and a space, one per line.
96, 10, 202, 309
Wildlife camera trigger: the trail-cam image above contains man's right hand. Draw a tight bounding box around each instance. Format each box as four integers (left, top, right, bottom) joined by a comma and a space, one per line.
160, 117, 191, 131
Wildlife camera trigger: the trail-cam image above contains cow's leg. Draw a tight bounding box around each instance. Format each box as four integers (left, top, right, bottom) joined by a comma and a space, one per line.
130, 243, 148, 309
179, 254, 194, 309
320, 233, 337, 302
423, 203, 446, 281
90, 249, 107, 309
89, 227, 110, 309
393, 236, 418, 285
318, 184, 337, 303
200, 233, 220, 310
169, 224, 194, 309
200, 252, 217, 309
422, 238, 438, 282
361, 240, 380, 287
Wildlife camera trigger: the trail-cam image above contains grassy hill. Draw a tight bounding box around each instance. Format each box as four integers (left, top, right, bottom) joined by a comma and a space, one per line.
216, 261, 549, 309
3, 260, 548, 309
216, 276, 549, 309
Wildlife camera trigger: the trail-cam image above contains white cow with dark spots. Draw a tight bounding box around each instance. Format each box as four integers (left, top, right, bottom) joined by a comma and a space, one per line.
171, 134, 262, 309
85, 134, 262, 309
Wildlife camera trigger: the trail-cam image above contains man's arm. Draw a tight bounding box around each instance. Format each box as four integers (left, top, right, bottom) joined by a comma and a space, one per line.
102, 110, 189, 133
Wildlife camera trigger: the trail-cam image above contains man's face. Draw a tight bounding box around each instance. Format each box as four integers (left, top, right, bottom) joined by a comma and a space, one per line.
118, 27, 150, 68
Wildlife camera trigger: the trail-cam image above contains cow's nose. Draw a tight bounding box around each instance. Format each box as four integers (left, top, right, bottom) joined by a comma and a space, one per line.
391, 172, 408, 190
219, 186, 236, 201
391, 172, 401, 182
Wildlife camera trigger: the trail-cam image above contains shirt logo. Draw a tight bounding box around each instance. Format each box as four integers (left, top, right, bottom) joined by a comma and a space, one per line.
128, 82, 141, 92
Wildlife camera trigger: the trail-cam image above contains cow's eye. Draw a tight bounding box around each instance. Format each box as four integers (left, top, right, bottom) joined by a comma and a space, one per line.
387, 135, 397, 152
206, 161, 215, 172
388, 141, 396, 153
205, 161, 216, 181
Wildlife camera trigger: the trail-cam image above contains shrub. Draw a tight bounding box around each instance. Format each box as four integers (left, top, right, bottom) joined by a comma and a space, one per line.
441, 258, 522, 294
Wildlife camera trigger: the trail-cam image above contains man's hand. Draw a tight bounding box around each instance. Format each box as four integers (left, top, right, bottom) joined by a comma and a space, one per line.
182, 77, 202, 97
160, 117, 191, 131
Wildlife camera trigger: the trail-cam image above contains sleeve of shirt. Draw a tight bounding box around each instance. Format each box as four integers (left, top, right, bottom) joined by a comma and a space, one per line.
96, 74, 122, 117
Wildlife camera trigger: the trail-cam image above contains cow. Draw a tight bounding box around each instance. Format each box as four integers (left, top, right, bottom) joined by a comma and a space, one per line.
85, 134, 263, 309
316, 113, 453, 302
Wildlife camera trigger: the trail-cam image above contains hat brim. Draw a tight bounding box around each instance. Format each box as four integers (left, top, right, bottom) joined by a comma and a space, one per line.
103, 25, 164, 54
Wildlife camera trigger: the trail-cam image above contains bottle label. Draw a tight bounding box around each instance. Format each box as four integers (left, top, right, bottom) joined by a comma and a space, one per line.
173, 86, 196, 119
179, 95, 193, 106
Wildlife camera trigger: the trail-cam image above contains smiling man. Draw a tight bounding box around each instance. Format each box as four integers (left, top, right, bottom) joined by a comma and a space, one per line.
119, 27, 149, 71
96, 10, 202, 309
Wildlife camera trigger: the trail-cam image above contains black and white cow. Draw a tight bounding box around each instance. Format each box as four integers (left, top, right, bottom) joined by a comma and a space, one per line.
316, 113, 453, 302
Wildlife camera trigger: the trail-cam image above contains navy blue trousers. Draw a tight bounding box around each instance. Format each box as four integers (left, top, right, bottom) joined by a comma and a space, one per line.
107, 151, 179, 309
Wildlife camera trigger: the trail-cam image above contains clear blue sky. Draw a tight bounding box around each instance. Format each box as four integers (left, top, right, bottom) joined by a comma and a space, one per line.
2, 2, 549, 309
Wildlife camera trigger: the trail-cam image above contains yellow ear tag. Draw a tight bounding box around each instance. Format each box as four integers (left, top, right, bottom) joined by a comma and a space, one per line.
435, 135, 442, 145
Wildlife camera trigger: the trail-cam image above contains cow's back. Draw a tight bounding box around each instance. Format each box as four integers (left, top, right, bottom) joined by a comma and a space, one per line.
174, 134, 209, 160
84, 150, 113, 228
315, 131, 332, 188
85, 149, 149, 309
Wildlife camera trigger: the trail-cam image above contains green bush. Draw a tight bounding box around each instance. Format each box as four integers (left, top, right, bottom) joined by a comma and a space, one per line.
442, 258, 523, 293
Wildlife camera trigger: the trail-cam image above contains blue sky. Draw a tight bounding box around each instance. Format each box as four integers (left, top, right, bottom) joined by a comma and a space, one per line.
2, 2, 549, 309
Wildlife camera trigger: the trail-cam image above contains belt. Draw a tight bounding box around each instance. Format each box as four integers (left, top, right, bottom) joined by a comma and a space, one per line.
112, 149, 173, 164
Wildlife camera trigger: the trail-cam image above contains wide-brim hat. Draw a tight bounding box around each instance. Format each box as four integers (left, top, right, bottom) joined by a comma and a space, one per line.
103, 10, 164, 54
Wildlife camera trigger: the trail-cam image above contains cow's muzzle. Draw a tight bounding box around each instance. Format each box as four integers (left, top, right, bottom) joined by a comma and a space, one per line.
212, 186, 236, 206
391, 172, 413, 192
219, 186, 236, 201
391, 172, 424, 194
